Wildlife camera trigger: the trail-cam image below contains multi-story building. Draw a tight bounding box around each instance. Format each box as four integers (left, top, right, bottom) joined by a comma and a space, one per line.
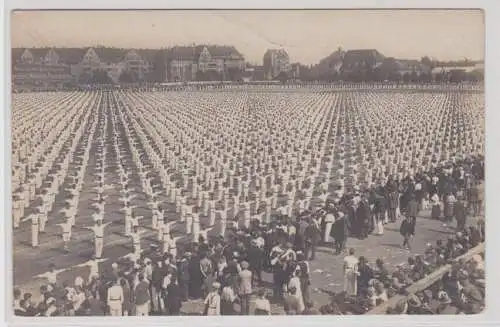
317, 47, 345, 80
162, 45, 245, 82
340, 49, 385, 80
263, 49, 291, 80
11, 48, 76, 91
12, 47, 159, 88
289, 63, 301, 80
121, 49, 157, 82
396, 59, 430, 76
12, 44, 245, 88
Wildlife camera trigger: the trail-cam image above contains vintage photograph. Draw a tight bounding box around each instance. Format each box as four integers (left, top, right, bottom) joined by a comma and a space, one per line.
10, 9, 485, 316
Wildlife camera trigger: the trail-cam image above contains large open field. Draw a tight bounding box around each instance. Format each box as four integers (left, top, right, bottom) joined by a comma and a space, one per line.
11, 87, 485, 314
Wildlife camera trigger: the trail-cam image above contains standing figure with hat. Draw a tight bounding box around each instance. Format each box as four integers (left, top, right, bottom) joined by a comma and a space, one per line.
454, 195, 468, 231
304, 214, 321, 260
200, 252, 214, 299
387, 188, 399, 223
247, 231, 265, 285
238, 260, 253, 315
356, 256, 374, 297
203, 281, 221, 316
323, 203, 336, 245
343, 248, 359, 296
188, 249, 203, 300
400, 216, 414, 250
178, 252, 191, 301
331, 211, 348, 255
296, 251, 311, 303
356, 194, 371, 240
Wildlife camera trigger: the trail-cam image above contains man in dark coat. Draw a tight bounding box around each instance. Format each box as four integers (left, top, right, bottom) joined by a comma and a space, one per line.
188, 252, 203, 299
356, 256, 374, 297
165, 275, 182, 315
468, 183, 480, 216
387, 191, 399, 223
177, 253, 191, 301
406, 195, 419, 235
304, 218, 321, 260
346, 200, 357, 237
454, 198, 467, 231
373, 191, 387, 225
356, 197, 371, 239
400, 216, 414, 250
247, 238, 264, 284
331, 212, 347, 254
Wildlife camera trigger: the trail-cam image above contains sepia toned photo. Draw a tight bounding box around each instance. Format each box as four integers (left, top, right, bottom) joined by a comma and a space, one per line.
10, 9, 485, 317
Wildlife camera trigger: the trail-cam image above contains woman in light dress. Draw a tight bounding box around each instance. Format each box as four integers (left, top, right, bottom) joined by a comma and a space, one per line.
343, 248, 359, 296
287, 270, 305, 313
430, 193, 441, 220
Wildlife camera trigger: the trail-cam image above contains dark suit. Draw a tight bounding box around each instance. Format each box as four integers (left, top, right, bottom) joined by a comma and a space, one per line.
356, 202, 371, 239
454, 201, 467, 230
387, 192, 399, 222
304, 222, 320, 260
178, 259, 190, 301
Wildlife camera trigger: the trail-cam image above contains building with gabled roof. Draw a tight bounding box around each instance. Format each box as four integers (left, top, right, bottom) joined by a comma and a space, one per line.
340, 49, 385, 74
161, 44, 245, 82
11, 47, 75, 91
263, 49, 290, 80
317, 47, 345, 77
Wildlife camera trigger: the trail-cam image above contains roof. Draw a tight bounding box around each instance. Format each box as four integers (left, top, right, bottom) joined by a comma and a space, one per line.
376, 57, 402, 71
263, 48, 289, 59
55, 48, 87, 65
318, 49, 345, 69
12, 48, 50, 62
166, 45, 244, 61
166, 46, 198, 60
341, 49, 385, 70
12, 45, 243, 66
13, 47, 87, 65
136, 49, 158, 63
206, 45, 244, 59
93, 47, 127, 63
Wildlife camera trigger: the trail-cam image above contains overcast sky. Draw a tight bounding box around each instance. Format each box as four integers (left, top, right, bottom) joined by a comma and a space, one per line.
11, 10, 484, 65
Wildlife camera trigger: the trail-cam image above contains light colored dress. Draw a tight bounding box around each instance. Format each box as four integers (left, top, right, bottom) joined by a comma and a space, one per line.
288, 276, 305, 313
343, 255, 359, 296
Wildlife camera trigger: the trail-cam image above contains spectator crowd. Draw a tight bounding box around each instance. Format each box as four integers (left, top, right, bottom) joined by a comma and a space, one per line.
13, 154, 484, 316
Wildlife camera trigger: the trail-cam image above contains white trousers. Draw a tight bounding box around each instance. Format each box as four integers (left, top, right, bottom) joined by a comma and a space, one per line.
135, 303, 149, 316
31, 224, 39, 247
134, 243, 141, 256
109, 302, 122, 316
95, 237, 103, 258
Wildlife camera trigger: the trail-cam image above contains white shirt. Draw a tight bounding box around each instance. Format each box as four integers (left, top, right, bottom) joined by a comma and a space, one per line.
107, 285, 124, 303
60, 222, 72, 233
131, 233, 141, 244
325, 213, 336, 223
93, 225, 105, 237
